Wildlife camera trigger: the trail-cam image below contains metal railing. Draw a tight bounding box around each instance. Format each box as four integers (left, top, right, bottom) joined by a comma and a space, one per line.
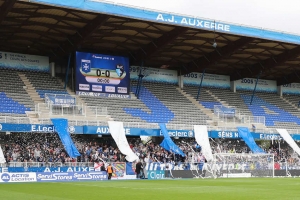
87, 106, 108, 116
35, 103, 108, 117
1, 116, 300, 134
1, 162, 94, 168
0, 116, 30, 124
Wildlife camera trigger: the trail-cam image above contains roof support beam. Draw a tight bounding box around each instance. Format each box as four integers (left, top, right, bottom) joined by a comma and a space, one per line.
182, 37, 253, 74
231, 46, 300, 81
277, 71, 300, 85
8, 9, 89, 23
132, 27, 188, 64
0, 0, 17, 24
54, 14, 109, 56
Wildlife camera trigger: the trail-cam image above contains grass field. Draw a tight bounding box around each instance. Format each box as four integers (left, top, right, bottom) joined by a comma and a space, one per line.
1, 178, 300, 200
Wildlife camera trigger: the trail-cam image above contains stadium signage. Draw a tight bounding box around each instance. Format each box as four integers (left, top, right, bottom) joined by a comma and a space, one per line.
217, 131, 239, 138
156, 14, 230, 32
159, 130, 194, 137
77, 91, 130, 98
259, 134, 282, 140
0, 173, 36, 183
147, 170, 165, 180
36, 172, 108, 182
31, 125, 55, 132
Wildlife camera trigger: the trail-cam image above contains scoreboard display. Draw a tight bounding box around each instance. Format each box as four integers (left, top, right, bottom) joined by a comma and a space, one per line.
75, 52, 130, 96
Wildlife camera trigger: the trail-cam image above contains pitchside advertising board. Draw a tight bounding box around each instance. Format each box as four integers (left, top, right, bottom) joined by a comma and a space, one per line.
0, 51, 49, 72
0, 172, 107, 183
75, 52, 130, 98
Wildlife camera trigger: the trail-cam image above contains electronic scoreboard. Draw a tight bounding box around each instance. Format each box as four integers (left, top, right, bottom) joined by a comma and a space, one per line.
75, 52, 130, 96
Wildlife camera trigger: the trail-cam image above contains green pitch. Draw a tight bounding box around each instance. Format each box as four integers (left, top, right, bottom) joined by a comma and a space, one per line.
1, 178, 300, 200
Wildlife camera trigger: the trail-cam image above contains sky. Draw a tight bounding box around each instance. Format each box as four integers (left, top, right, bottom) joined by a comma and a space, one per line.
102, 0, 300, 35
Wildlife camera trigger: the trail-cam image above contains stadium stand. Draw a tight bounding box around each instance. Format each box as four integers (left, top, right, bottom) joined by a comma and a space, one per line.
240, 92, 300, 129
140, 82, 210, 126
24, 71, 68, 98
80, 81, 210, 128
182, 86, 222, 111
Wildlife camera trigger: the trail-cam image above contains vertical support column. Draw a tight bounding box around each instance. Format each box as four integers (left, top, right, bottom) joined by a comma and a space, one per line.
135, 62, 144, 99
64, 53, 72, 89
50, 62, 55, 77
136, 74, 144, 99
250, 71, 262, 105
230, 81, 236, 93
277, 85, 282, 96
178, 69, 183, 89
196, 69, 206, 101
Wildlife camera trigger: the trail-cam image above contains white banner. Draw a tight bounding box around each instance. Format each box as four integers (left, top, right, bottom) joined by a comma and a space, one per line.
0, 51, 49, 72
130, 66, 178, 84
108, 121, 139, 162
282, 83, 300, 95
0, 173, 37, 183
0, 146, 5, 164
236, 78, 277, 92
276, 129, 300, 156
183, 72, 230, 88
194, 125, 213, 162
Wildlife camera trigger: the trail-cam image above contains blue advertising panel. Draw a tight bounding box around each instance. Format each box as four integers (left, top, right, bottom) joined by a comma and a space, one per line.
36, 172, 107, 182
75, 52, 130, 97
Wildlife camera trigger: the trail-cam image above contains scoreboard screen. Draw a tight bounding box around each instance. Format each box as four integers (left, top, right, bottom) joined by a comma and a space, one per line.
75, 52, 130, 96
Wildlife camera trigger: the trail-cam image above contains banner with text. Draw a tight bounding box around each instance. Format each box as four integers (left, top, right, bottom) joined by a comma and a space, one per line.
31, 0, 300, 45
36, 172, 107, 182
0, 51, 49, 72
130, 66, 178, 84
183, 72, 230, 88
282, 83, 300, 95
236, 78, 277, 92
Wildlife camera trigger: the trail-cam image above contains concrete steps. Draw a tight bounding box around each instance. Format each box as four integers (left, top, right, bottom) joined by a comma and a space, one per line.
18, 73, 44, 104
176, 87, 214, 122
206, 89, 229, 106
280, 96, 300, 111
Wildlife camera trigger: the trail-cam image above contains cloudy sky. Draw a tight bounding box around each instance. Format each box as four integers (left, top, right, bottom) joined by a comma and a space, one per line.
106, 0, 300, 35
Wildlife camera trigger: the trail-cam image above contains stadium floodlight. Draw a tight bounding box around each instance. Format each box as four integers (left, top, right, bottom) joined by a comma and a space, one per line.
212, 42, 217, 48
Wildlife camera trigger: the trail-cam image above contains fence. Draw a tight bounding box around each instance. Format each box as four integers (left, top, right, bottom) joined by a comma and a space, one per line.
0, 116, 30, 124
1, 116, 300, 134
0, 162, 94, 168
35, 103, 108, 118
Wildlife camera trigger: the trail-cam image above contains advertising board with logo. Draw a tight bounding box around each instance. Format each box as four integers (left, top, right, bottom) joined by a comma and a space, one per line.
36, 172, 107, 182
130, 66, 178, 84
282, 83, 300, 95
0, 173, 36, 183
236, 78, 277, 92
147, 170, 165, 180
76, 52, 130, 97
183, 72, 230, 88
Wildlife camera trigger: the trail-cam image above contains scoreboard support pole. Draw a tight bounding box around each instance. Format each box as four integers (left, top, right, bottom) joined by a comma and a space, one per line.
64, 53, 72, 89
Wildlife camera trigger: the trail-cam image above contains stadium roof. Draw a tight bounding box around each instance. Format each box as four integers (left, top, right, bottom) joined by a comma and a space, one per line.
0, 0, 300, 85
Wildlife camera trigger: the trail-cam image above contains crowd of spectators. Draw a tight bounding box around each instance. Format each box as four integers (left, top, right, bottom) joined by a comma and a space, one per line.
1, 133, 300, 168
